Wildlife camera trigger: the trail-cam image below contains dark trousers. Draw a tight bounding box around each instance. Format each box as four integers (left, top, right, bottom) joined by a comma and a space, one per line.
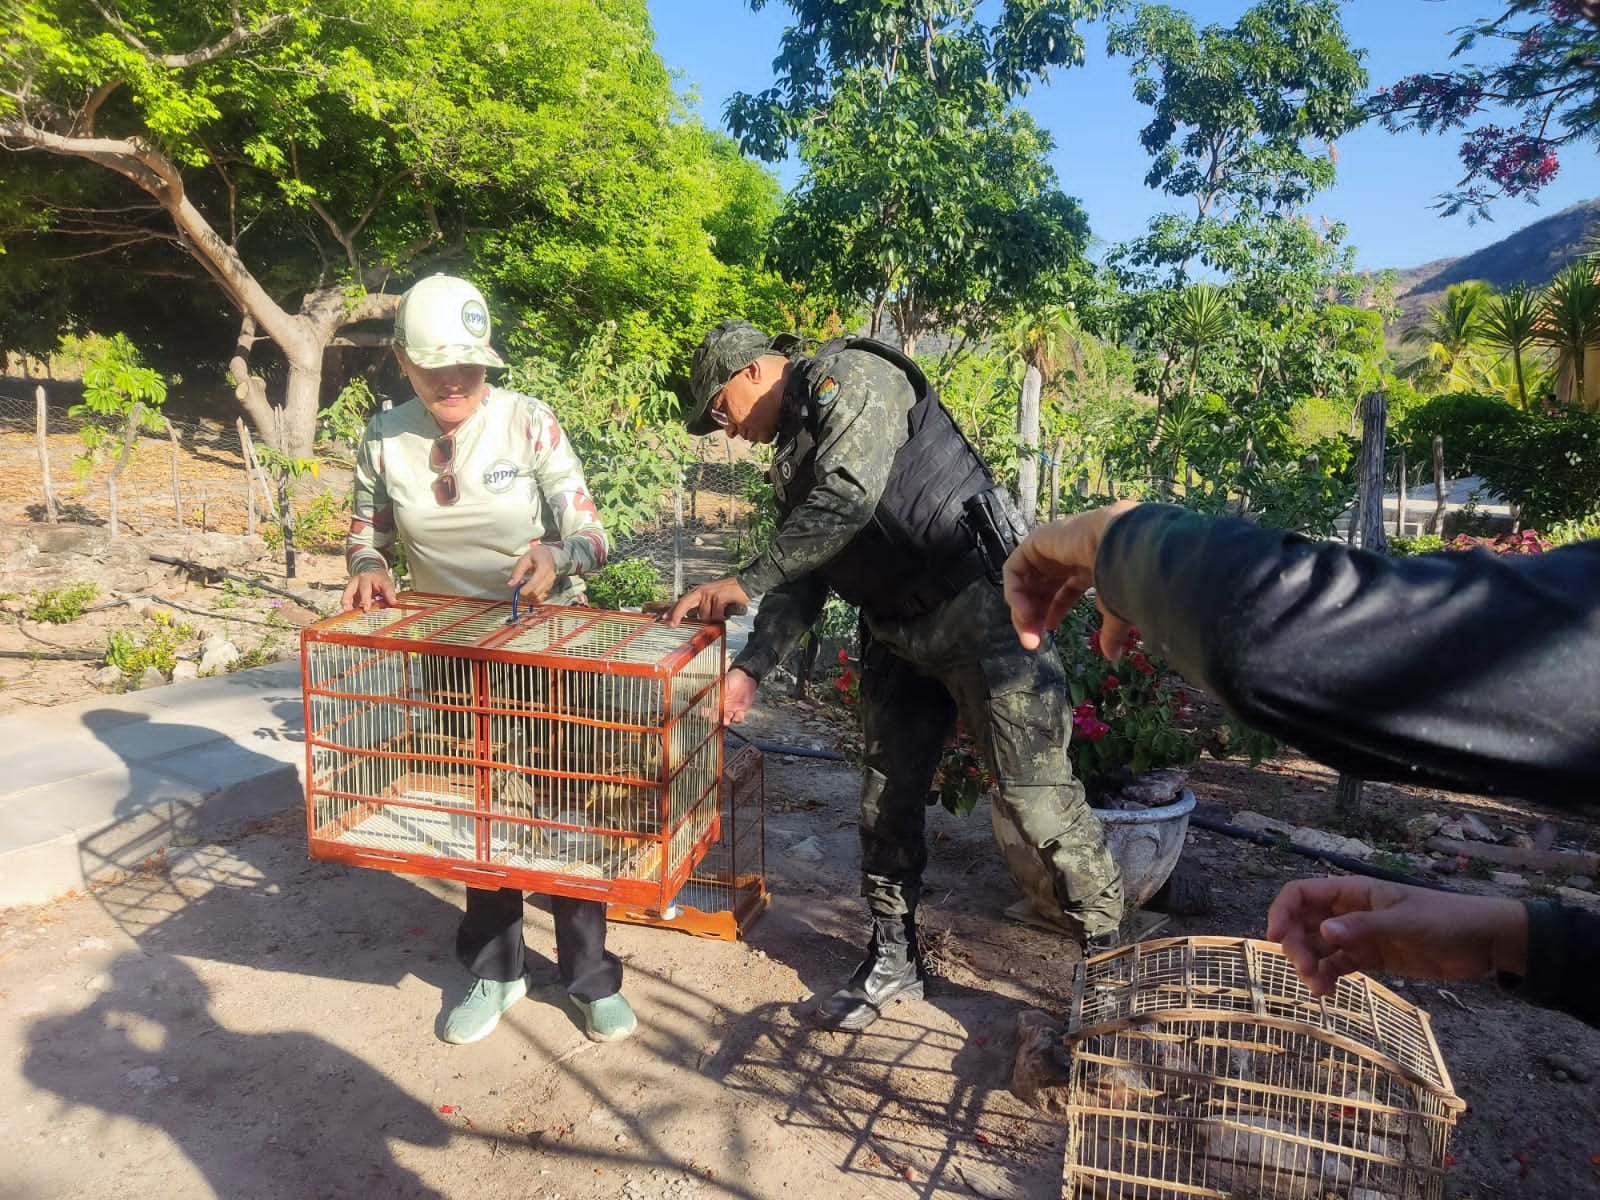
455, 887, 622, 1003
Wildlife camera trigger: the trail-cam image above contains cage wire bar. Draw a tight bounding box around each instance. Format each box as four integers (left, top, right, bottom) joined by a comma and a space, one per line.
608, 742, 767, 940
1063, 936, 1465, 1200
300, 594, 724, 915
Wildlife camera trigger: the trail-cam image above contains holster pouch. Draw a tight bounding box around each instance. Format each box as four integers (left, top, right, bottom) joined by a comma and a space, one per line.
961, 488, 1024, 586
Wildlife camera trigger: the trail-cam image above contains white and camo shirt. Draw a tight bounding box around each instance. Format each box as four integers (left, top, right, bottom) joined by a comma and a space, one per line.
346, 387, 608, 602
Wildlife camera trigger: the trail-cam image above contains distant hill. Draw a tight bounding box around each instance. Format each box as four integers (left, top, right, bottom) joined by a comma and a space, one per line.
1384, 198, 1600, 336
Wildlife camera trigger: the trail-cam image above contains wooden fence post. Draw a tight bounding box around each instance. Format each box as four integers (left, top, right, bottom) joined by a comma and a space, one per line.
1427, 435, 1446, 536
164, 416, 183, 528
34, 385, 58, 524
1394, 449, 1407, 539
1017, 363, 1042, 526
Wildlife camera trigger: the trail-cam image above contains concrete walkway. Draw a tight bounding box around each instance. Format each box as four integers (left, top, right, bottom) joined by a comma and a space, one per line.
0, 610, 757, 908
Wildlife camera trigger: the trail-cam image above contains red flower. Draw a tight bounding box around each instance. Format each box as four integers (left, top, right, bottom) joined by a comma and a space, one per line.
837, 647, 850, 664
1101, 674, 1120, 695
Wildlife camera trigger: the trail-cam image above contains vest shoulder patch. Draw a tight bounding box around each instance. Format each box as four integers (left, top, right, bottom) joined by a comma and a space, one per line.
815, 376, 839, 405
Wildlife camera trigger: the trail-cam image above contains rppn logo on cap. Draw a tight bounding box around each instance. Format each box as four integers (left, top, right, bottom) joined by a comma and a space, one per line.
460, 300, 490, 340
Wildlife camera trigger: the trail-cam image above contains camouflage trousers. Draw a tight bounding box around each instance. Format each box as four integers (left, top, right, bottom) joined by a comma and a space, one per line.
856, 577, 1124, 939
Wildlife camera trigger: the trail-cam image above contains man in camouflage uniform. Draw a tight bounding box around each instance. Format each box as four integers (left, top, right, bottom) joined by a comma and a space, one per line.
667, 320, 1124, 1032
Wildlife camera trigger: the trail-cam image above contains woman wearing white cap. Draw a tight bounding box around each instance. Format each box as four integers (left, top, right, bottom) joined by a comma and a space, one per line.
341, 274, 635, 1045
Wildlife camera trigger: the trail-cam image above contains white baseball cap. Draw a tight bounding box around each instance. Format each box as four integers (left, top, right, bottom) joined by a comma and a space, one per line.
394, 274, 507, 369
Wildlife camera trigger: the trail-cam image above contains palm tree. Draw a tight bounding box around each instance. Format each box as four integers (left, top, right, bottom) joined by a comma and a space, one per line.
1167, 283, 1232, 408
1537, 263, 1600, 412
1401, 281, 1491, 391
1479, 284, 1543, 410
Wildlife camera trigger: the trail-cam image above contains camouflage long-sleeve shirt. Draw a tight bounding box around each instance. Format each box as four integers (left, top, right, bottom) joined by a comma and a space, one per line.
732, 348, 915, 681
346, 388, 608, 602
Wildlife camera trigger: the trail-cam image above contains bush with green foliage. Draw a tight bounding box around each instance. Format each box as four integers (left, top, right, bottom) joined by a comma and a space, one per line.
1389, 534, 1446, 556
1472, 414, 1600, 528
508, 323, 691, 539
1394, 391, 1527, 482
27, 582, 98, 624
584, 559, 666, 610
105, 612, 199, 679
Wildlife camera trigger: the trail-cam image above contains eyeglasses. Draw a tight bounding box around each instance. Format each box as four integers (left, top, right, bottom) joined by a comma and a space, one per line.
430, 434, 458, 506
708, 389, 731, 429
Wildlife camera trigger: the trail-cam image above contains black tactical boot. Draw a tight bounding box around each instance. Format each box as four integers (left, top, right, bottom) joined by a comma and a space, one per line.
813, 914, 926, 1032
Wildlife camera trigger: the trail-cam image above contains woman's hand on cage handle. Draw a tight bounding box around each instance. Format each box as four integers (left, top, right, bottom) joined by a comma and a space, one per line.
509, 544, 559, 606
342, 567, 399, 612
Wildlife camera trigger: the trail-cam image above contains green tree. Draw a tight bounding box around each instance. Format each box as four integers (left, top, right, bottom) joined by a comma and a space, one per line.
726, 0, 1111, 357
1400, 281, 1493, 393
1371, 2, 1600, 218
1479, 283, 1543, 410
1, 0, 764, 457
1107, 0, 1367, 284
1539, 262, 1600, 413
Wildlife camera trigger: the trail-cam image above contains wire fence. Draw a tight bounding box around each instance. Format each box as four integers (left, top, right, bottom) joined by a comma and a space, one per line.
0, 384, 761, 590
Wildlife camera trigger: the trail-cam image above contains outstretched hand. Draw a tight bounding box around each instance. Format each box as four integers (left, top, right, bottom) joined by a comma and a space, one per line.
1003, 501, 1137, 652
664, 577, 750, 626
1266, 876, 1529, 997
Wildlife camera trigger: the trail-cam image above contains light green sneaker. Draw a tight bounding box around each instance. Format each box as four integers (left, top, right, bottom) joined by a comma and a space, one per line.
441, 976, 527, 1045
573, 992, 637, 1043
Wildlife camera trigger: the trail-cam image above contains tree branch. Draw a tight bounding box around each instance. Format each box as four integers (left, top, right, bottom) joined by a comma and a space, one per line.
89, 0, 291, 70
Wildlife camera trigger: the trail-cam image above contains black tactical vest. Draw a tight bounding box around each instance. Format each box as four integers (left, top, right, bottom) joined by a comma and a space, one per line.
770, 337, 994, 620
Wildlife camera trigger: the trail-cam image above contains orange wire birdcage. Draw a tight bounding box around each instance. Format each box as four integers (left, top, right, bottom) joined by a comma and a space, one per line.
300, 594, 723, 915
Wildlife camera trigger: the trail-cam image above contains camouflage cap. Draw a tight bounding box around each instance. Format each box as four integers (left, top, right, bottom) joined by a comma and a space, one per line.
394, 274, 506, 370
686, 319, 800, 435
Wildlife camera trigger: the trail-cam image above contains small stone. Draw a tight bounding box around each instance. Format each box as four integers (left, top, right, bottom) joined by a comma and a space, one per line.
1406, 813, 1446, 841
89, 665, 123, 688
1457, 812, 1498, 842
1290, 827, 1372, 860
1565, 875, 1594, 891
1489, 871, 1526, 889
136, 666, 167, 690
1506, 833, 1535, 850
785, 836, 824, 862
171, 661, 200, 682
1541, 1052, 1593, 1082
1232, 810, 1295, 838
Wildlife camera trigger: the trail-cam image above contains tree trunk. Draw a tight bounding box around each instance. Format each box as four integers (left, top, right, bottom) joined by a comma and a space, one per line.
1017, 364, 1042, 526
107, 403, 143, 537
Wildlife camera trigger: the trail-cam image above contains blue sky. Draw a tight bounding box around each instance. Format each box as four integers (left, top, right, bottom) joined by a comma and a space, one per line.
647, 0, 1600, 272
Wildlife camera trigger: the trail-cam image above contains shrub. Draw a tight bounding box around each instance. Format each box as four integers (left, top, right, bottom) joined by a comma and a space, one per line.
1390, 534, 1446, 556
585, 559, 666, 610
105, 612, 198, 678
28, 583, 98, 623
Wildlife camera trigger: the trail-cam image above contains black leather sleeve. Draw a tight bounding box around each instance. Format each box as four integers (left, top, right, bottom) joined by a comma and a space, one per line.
1506, 901, 1600, 1028
1093, 504, 1600, 805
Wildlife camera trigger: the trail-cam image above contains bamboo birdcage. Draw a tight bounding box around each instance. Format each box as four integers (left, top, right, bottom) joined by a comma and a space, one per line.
608, 742, 768, 941
300, 594, 724, 915
1063, 936, 1466, 1200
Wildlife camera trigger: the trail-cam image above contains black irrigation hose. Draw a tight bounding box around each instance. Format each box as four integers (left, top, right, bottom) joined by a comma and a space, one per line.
1187, 813, 1456, 893
730, 729, 1457, 893
724, 727, 848, 762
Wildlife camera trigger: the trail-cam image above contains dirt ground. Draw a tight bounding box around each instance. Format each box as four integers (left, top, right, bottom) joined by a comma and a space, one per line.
0, 430, 1597, 1198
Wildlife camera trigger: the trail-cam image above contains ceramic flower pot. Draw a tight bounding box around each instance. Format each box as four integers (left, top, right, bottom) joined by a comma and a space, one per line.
991, 787, 1197, 928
